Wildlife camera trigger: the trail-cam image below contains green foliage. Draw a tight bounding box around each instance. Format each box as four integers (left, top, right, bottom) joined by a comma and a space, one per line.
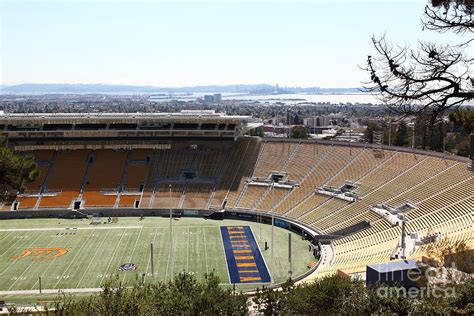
6, 273, 471, 314
252, 275, 474, 315
447, 108, 473, 156
254, 275, 369, 314
290, 125, 309, 139
364, 121, 383, 143
450, 280, 474, 315
394, 121, 409, 147
449, 108, 474, 136
0, 141, 39, 203
54, 272, 248, 315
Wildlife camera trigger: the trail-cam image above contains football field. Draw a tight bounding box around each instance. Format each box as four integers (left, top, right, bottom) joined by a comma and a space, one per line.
0, 217, 314, 293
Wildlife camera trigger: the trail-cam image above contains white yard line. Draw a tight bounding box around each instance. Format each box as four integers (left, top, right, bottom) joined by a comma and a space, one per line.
249, 226, 272, 283
202, 227, 209, 275
7, 232, 59, 291
164, 227, 172, 283
144, 225, 160, 278
0, 230, 47, 276
0, 232, 31, 259
99, 229, 127, 285
0, 225, 231, 233
127, 226, 144, 263
218, 226, 231, 284
29, 232, 78, 290
0, 288, 103, 295
0, 231, 13, 244
52, 229, 97, 289
75, 229, 112, 288
121, 225, 144, 283
186, 227, 190, 272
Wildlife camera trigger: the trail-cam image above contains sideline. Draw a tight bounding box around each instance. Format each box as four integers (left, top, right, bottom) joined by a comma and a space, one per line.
0, 288, 102, 295
0, 226, 142, 232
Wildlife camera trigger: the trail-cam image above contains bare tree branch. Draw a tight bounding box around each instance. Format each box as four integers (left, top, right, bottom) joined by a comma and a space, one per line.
423, 0, 474, 33
362, 35, 473, 123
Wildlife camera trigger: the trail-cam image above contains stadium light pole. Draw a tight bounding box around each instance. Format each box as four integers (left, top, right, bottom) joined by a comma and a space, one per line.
169, 184, 173, 279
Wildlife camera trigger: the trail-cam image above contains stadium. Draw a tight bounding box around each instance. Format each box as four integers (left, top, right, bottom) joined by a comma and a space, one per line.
0, 110, 472, 298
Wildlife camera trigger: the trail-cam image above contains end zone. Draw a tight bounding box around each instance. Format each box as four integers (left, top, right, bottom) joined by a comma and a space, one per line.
220, 226, 271, 284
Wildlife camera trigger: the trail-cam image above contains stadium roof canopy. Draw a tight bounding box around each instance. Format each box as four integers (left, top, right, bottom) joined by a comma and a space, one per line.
1, 110, 260, 124
1, 110, 263, 144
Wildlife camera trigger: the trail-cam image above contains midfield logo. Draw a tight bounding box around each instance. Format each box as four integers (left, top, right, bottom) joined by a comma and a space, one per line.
118, 263, 137, 272
11, 248, 68, 261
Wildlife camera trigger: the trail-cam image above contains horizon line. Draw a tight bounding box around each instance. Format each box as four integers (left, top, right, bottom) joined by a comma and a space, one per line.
0, 82, 362, 89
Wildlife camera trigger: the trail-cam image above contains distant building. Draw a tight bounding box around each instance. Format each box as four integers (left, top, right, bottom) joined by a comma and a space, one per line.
263, 124, 289, 137
203, 94, 222, 104
303, 116, 333, 128
204, 95, 214, 103
213, 94, 222, 103
335, 130, 364, 142
303, 117, 315, 127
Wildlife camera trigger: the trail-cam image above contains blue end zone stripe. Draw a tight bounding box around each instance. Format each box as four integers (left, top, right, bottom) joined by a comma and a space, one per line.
220, 226, 240, 283
220, 226, 271, 283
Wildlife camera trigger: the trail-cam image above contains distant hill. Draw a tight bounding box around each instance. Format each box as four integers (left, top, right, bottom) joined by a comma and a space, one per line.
0, 83, 362, 94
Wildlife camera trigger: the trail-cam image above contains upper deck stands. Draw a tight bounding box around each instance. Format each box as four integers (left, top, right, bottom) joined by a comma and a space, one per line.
1, 111, 263, 143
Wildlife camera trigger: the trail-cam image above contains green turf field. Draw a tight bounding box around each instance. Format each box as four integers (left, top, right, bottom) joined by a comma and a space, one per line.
0, 217, 314, 293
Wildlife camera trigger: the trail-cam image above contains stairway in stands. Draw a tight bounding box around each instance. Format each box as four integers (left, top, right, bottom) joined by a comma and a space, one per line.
140, 150, 161, 208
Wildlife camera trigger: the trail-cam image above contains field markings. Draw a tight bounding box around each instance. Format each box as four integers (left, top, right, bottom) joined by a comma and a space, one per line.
156, 227, 170, 282
7, 231, 59, 291
0, 232, 18, 257
121, 225, 144, 283
218, 226, 231, 284
249, 225, 273, 283
107, 231, 133, 282
186, 227, 190, 272
29, 232, 78, 290
0, 288, 102, 295
0, 226, 142, 232
0, 230, 47, 277
75, 229, 112, 288
202, 227, 209, 275
164, 228, 171, 283
0, 225, 225, 233
52, 229, 97, 289
0, 231, 14, 244
99, 227, 128, 285
0, 231, 36, 260
144, 225, 160, 278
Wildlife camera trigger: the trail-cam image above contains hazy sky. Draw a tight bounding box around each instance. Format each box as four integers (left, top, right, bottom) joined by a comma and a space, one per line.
0, 0, 461, 87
